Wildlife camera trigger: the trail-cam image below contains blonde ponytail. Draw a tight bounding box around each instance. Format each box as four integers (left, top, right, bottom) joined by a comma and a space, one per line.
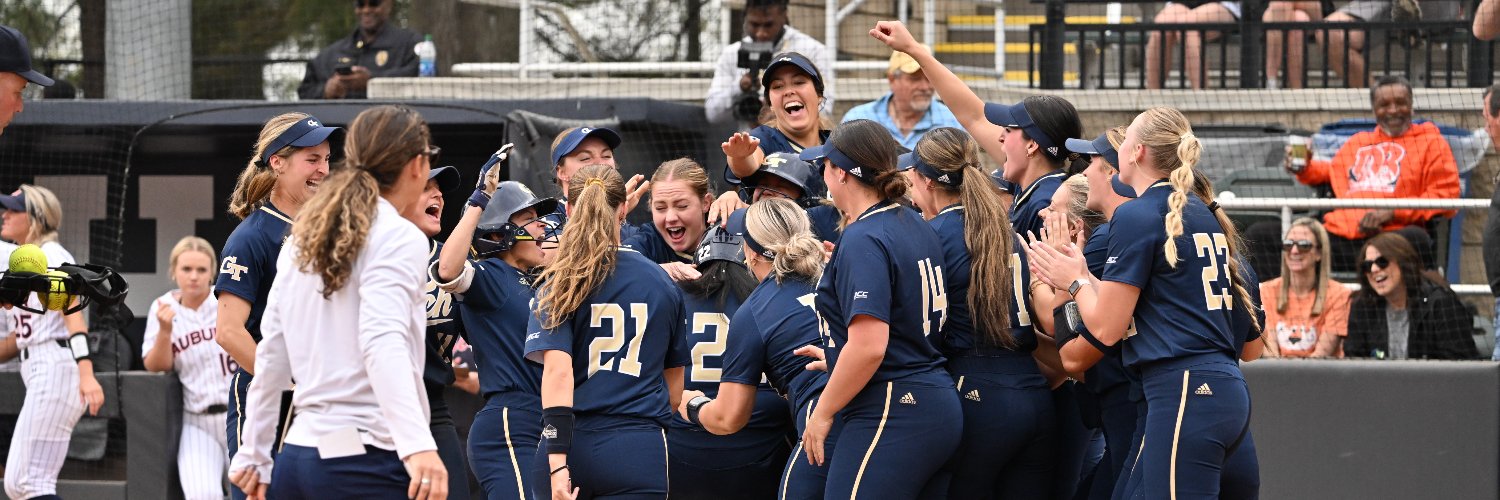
536, 166, 627, 329
745, 198, 824, 284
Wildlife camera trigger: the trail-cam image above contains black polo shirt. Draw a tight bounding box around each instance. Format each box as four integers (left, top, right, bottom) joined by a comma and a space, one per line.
298, 25, 421, 99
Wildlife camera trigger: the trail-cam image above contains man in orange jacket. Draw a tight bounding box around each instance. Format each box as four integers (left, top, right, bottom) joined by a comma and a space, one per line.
1288, 75, 1459, 272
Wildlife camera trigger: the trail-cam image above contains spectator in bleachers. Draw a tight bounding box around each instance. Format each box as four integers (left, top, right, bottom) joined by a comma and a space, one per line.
706, 0, 834, 128
298, 0, 420, 100
1260, 218, 1352, 358
1479, 83, 1500, 360
1477, 0, 1500, 40
0, 24, 53, 136
1345, 232, 1477, 359
1315, 0, 1457, 88
840, 47, 960, 150
1263, 2, 1323, 89
1144, 2, 1241, 89
1265, 75, 1459, 274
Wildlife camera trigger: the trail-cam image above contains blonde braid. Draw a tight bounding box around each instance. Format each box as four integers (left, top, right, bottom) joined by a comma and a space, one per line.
1161, 166, 1194, 267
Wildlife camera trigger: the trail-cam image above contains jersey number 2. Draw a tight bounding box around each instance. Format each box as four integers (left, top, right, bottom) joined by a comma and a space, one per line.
918, 258, 949, 336
588, 303, 648, 378
1193, 233, 1234, 310
689, 312, 730, 383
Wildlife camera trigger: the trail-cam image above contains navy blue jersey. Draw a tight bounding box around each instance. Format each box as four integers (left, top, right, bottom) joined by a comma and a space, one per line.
424, 241, 466, 389
723, 275, 829, 416
1010, 172, 1065, 239
927, 205, 1037, 355
524, 248, 691, 422
1233, 260, 1265, 350
680, 292, 744, 395
1081, 222, 1133, 395
622, 223, 695, 265
1102, 182, 1239, 367
814, 201, 949, 382
456, 254, 543, 399
216, 204, 292, 342
806, 204, 842, 244
725, 126, 831, 196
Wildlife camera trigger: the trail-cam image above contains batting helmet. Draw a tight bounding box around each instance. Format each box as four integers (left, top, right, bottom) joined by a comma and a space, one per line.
695, 222, 745, 266
473, 181, 559, 259
739, 151, 821, 208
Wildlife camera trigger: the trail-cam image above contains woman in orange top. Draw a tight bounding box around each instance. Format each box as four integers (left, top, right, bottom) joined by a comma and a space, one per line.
1260, 217, 1352, 357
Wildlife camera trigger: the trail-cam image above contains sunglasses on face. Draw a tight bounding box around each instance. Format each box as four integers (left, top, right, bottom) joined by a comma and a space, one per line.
1282, 239, 1316, 252
1360, 256, 1391, 273
355, 0, 382, 7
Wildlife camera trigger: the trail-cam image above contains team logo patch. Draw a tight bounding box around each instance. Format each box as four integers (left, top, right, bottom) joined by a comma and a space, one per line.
964, 389, 981, 402
899, 392, 917, 405
219, 256, 248, 282
542, 425, 558, 439
581, 127, 592, 134
1194, 383, 1213, 396
1105, 256, 1118, 265
1047, 146, 1059, 156
526, 332, 541, 341
854, 291, 868, 300
376, 50, 389, 67
937, 174, 951, 184
849, 167, 863, 178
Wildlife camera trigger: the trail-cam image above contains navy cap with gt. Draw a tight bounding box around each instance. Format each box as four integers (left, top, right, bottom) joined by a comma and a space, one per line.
800, 143, 878, 185
473, 181, 559, 259
550, 126, 622, 167
984, 102, 1065, 161
897, 151, 961, 188
427, 165, 462, 193
725, 208, 774, 261
255, 115, 342, 168
1065, 134, 1119, 171
760, 52, 825, 102
739, 151, 820, 207
0, 24, 54, 87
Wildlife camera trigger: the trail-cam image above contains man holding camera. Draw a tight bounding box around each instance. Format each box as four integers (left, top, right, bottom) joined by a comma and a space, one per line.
705, 0, 834, 127
298, 0, 421, 100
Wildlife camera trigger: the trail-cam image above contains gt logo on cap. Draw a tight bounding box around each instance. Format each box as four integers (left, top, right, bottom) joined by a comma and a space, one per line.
307, 119, 320, 127
581, 127, 592, 133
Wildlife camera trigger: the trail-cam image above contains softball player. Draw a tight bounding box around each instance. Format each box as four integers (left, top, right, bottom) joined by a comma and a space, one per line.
667, 221, 794, 500
215, 112, 339, 500
681, 199, 837, 500
434, 169, 558, 499
899, 128, 1056, 499
797, 120, 961, 499
624, 158, 713, 267
524, 165, 689, 499
1029, 107, 1259, 499
544, 126, 620, 228
736, 152, 841, 244
142, 236, 233, 500
721, 52, 831, 195
229, 105, 446, 500
0, 184, 105, 500
407, 164, 471, 500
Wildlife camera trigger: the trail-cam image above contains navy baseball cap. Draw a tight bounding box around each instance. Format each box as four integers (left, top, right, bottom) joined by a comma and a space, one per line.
1066, 133, 1119, 169
259, 115, 342, 166
761, 52, 825, 97
984, 102, 1063, 160
551, 126, 622, 166
800, 143, 878, 185
0, 190, 24, 212
428, 165, 462, 193
0, 25, 53, 87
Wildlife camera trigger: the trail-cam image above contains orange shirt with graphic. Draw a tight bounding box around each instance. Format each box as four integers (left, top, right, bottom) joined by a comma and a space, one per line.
1260, 278, 1353, 358
1295, 122, 1460, 240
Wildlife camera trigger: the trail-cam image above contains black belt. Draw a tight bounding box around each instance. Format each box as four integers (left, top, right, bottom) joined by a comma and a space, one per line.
202, 404, 229, 414
19, 340, 68, 362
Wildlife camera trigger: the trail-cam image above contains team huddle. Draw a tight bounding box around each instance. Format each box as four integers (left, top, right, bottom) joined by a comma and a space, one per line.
2, 21, 1262, 500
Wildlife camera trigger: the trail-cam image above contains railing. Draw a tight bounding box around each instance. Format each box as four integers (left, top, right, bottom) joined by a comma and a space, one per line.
450, 60, 1006, 78
1029, 0, 1495, 89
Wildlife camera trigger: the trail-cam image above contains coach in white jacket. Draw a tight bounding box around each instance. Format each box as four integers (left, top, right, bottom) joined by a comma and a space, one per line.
705, 0, 835, 127
229, 105, 447, 500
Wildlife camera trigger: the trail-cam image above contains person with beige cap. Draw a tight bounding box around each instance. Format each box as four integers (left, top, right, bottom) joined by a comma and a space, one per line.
0, 24, 54, 136
840, 47, 959, 150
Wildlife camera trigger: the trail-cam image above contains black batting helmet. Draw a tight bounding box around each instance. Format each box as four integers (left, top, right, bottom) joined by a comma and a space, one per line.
473, 181, 558, 259
740, 151, 821, 208
695, 223, 745, 266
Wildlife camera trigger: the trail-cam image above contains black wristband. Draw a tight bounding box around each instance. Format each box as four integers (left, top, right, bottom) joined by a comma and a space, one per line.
541, 406, 575, 454
686, 396, 712, 427
1052, 303, 1080, 347
550, 464, 569, 476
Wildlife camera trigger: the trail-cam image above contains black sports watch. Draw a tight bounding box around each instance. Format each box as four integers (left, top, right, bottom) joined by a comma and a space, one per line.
686, 396, 713, 426
1067, 278, 1090, 298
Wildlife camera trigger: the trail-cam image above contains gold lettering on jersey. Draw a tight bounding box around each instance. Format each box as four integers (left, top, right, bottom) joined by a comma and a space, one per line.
219, 256, 249, 282
425, 279, 454, 321
376, 50, 389, 67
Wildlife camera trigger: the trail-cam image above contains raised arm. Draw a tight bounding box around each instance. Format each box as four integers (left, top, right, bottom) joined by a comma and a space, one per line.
871, 21, 1004, 163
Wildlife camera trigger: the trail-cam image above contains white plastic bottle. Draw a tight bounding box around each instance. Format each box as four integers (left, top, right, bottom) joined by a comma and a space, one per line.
416, 34, 437, 77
